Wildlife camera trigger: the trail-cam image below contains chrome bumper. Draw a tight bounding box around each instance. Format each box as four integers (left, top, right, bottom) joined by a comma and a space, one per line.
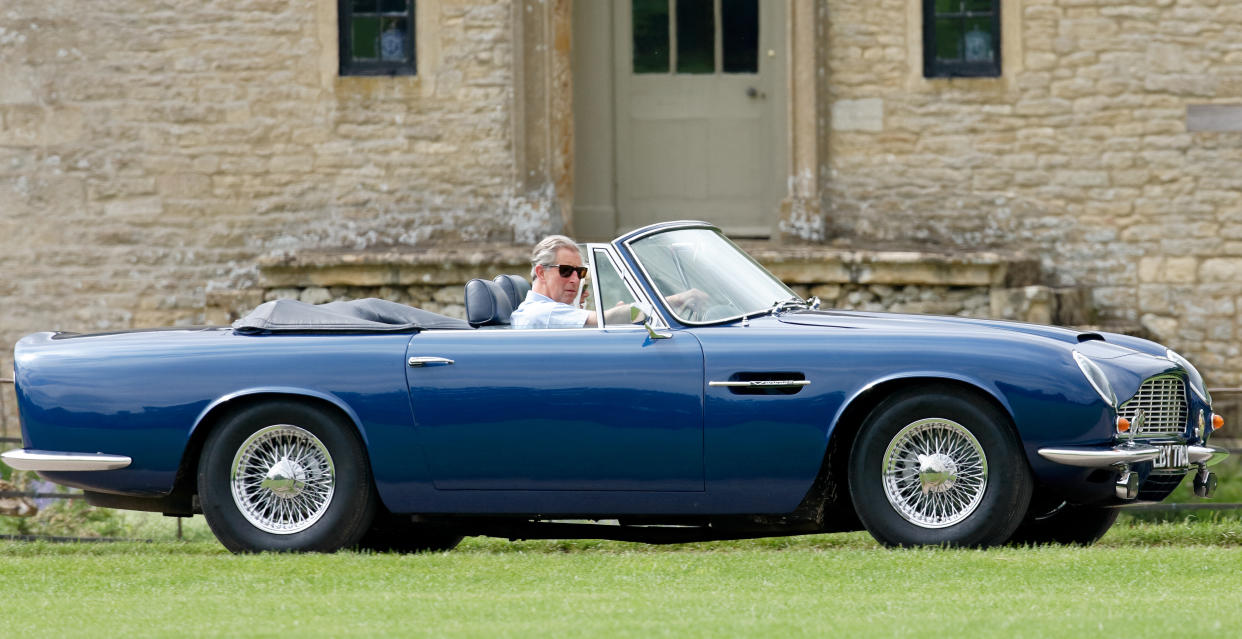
1, 449, 132, 472
1037, 444, 1229, 469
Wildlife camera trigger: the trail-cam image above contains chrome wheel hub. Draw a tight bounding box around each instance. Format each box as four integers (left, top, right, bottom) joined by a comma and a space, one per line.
882, 418, 988, 528
231, 425, 335, 535
916, 453, 958, 494
260, 458, 307, 497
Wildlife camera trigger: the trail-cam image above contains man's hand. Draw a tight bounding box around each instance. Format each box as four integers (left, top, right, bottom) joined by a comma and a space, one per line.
670, 288, 709, 315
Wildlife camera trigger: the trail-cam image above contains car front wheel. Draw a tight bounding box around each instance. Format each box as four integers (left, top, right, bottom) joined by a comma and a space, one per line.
197, 400, 377, 553
848, 387, 1032, 548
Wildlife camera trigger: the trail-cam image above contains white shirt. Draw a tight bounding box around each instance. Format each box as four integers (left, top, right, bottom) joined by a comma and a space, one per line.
510, 291, 590, 329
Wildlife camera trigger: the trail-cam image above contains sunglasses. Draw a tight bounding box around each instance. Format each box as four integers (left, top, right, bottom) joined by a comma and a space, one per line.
544, 264, 588, 279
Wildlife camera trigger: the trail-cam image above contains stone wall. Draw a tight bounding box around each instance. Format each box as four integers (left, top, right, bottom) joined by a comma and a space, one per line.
821, 0, 1242, 385
0, 0, 534, 364
0, 378, 15, 447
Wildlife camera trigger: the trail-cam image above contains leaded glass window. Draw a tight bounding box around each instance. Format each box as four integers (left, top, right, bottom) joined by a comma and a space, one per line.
632, 0, 759, 75
923, 0, 1000, 78
339, 0, 416, 76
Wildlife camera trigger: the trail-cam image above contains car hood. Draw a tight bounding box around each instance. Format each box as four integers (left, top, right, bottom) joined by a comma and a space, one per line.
776, 310, 1140, 357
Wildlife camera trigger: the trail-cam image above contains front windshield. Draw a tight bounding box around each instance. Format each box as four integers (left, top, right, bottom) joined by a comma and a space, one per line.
628, 228, 798, 324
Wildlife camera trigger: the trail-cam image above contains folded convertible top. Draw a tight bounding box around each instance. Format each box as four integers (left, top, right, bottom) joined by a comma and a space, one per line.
233, 298, 471, 334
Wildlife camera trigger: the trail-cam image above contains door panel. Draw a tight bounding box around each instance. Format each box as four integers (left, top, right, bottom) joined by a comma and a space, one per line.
632, 120, 708, 198
406, 329, 705, 491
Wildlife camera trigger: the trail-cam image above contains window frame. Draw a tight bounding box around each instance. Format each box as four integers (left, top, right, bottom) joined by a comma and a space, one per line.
338, 0, 417, 77
587, 244, 667, 330
922, 0, 1001, 79
631, 0, 761, 76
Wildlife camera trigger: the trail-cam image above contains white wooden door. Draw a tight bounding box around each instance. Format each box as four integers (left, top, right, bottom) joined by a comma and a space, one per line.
614, 0, 785, 238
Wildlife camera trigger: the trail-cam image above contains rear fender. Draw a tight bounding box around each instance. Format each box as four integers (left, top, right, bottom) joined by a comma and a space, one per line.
169, 388, 371, 504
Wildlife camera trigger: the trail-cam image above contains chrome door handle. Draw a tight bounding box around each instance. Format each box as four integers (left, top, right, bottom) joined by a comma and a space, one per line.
408, 356, 455, 367
709, 380, 809, 388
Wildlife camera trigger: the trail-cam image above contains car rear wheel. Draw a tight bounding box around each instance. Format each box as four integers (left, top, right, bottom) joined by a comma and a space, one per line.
197, 400, 376, 553
1007, 502, 1119, 546
848, 387, 1032, 547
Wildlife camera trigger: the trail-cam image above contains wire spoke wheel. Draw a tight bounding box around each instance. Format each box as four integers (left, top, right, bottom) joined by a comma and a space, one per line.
850, 388, 1030, 547
230, 424, 336, 535
881, 417, 988, 529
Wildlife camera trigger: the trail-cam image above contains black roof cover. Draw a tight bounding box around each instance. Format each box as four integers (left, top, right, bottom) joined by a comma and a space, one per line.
233, 298, 471, 334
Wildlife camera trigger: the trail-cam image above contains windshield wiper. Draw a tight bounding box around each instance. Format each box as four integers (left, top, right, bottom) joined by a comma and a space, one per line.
743, 296, 815, 327
770, 296, 810, 314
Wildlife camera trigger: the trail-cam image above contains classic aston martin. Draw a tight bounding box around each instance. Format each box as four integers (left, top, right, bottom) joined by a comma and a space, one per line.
2, 220, 1230, 552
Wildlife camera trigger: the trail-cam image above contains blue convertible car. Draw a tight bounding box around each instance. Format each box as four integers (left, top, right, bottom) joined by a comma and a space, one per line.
2, 221, 1230, 552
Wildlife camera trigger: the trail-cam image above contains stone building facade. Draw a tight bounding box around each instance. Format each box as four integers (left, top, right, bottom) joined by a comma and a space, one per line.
2, 0, 1242, 402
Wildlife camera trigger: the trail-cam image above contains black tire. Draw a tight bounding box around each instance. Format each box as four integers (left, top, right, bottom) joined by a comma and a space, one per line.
1008, 502, 1119, 546
356, 510, 464, 553
197, 400, 377, 553
848, 387, 1032, 548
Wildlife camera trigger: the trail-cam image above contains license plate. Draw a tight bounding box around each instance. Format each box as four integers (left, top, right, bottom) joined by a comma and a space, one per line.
1154, 444, 1188, 469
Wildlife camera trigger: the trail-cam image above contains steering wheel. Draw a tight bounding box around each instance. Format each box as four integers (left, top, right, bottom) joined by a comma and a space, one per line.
682, 302, 735, 323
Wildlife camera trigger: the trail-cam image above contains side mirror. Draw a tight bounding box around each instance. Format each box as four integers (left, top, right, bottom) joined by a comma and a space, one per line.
630, 302, 670, 340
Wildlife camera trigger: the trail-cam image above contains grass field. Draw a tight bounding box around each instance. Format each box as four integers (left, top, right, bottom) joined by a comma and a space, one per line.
2, 450, 1240, 637
1, 518, 1241, 638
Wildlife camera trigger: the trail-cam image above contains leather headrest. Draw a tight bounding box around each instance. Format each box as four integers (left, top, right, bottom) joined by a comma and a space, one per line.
465, 278, 513, 327
493, 274, 531, 308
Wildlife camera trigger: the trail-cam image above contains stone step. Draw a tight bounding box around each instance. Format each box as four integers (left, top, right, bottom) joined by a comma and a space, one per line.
206, 244, 1095, 330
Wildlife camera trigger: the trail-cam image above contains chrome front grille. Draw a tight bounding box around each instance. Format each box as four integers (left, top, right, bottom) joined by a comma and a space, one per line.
1118, 375, 1188, 437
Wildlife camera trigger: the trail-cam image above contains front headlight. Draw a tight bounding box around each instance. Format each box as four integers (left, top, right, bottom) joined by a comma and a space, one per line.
1073, 350, 1117, 409
1166, 349, 1212, 406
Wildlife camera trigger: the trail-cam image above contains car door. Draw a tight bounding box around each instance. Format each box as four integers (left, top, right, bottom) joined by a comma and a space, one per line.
406, 249, 705, 492
689, 323, 839, 512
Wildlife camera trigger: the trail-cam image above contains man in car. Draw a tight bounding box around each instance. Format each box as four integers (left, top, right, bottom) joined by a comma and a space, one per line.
511, 235, 704, 329
512, 235, 631, 328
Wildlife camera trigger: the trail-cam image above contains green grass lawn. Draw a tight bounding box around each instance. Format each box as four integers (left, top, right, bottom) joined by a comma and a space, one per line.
3, 448, 1240, 638
1, 518, 1241, 638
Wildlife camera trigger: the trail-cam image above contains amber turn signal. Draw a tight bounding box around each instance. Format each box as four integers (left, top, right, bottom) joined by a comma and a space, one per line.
1116, 416, 1131, 432
1213, 414, 1225, 431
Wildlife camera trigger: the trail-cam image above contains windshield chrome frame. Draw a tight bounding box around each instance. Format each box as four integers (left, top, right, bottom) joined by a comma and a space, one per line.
619, 222, 799, 327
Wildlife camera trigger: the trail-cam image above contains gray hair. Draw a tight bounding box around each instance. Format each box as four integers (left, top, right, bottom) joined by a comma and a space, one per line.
530, 234, 580, 279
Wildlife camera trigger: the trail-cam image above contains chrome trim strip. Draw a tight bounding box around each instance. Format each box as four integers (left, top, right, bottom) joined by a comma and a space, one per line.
709, 380, 811, 388
1, 449, 132, 471
408, 356, 455, 367
619, 220, 716, 244
1037, 445, 1161, 468
1188, 445, 1230, 466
